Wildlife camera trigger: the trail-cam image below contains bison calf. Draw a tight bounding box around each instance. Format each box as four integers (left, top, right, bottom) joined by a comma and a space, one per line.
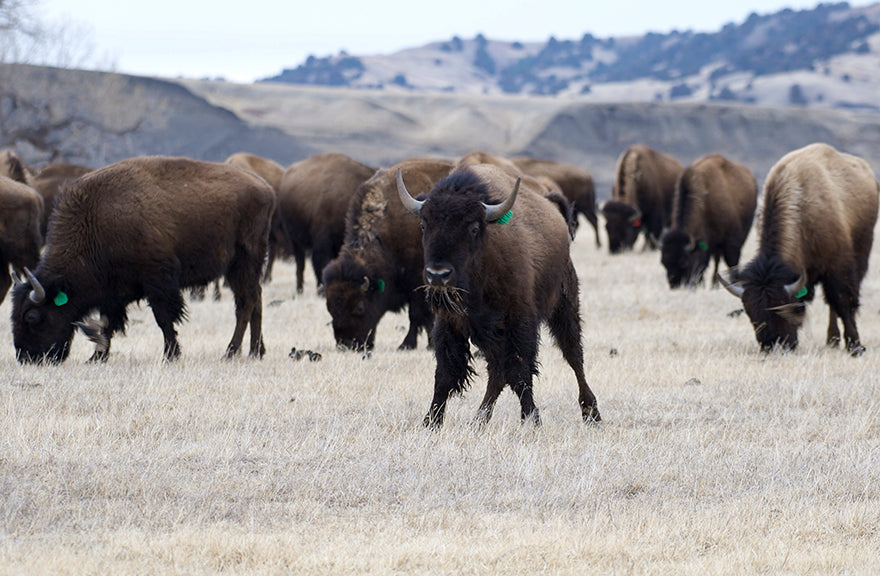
398, 163, 600, 428
11, 156, 274, 363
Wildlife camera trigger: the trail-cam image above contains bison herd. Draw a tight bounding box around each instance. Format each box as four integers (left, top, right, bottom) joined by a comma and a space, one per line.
1, 141, 877, 428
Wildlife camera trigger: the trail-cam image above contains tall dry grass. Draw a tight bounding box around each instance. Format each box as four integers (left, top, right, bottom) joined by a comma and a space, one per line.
1, 225, 878, 575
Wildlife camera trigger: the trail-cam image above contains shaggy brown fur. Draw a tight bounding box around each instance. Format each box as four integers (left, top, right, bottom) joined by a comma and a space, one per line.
277, 152, 376, 294
0, 175, 43, 303
11, 156, 275, 363
723, 143, 879, 355
512, 156, 601, 246
399, 163, 600, 428
224, 152, 286, 283
660, 154, 757, 288
322, 158, 453, 351
32, 162, 94, 236
602, 144, 682, 253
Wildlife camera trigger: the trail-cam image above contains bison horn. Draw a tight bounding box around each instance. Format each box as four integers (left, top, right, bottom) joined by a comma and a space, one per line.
24, 267, 46, 304
483, 177, 520, 222
361, 276, 370, 293
718, 272, 745, 299
686, 235, 696, 252
784, 270, 807, 298
397, 167, 425, 215
628, 206, 643, 224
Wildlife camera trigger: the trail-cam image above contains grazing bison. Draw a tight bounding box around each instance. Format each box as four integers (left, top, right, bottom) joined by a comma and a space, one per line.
660, 154, 757, 288
224, 152, 286, 283
323, 158, 453, 351
0, 175, 43, 304
512, 156, 601, 246
720, 143, 878, 356
398, 163, 600, 428
277, 152, 376, 294
602, 144, 682, 253
11, 156, 274, 363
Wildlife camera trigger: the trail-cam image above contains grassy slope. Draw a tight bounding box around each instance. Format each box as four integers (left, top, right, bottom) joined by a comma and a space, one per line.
1, 226, 879, 574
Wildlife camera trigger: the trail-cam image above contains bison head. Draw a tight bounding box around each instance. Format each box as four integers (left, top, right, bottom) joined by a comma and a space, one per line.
720, 256, 808, 352
398, 168, 517, 314
11, 268, 78, 363
660, 230, 710, 288
601, 201, 642, 253
322, 256, 386, 351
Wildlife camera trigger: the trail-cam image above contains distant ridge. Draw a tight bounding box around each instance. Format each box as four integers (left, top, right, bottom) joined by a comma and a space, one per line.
259, 2, 880, 112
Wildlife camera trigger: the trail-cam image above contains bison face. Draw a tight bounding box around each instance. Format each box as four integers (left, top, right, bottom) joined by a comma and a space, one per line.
721, 257, 807, 352
601, 201, 642, 254
10, 272, 78, 364
660, 231, 709, 288
322, 261, 385, 351
398, 169, 518, 315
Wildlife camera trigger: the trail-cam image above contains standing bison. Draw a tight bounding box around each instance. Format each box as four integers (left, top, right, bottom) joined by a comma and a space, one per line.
11, 156, 274, 363
512, 156, 601, 246
0, 175, 43, 304
323, 158, 453, 351
660, 154, 757, 288
720, 143, 878, 356
398, 163, 600, 428
602, 144, 682, 253
277, 152, 376, 294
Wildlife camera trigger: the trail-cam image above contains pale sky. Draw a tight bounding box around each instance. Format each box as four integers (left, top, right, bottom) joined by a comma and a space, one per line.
40, 0, 876, 83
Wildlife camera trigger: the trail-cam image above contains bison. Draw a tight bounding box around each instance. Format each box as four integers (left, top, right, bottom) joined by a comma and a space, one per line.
602, 144, 682, 253
224, 152, 286, 283
397, 163, 600, 428
720, 143, 879, 356
512, 156, 601, 246
660, 154, 757, 288
322, 158, 453, 351
0, 175, 43, 304
11, 156, 275, 363
277, 152, 376, 294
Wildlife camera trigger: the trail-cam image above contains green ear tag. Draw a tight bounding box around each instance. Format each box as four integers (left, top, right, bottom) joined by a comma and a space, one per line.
697, 241, 708, 251
495, 210, 513, 225
377, 279, 386, 293
54, 291, 68, 306
795, 286, 808, 299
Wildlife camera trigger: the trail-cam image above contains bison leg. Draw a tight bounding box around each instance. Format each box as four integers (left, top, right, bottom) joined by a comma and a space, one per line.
548, 267, 601, 423
826, 308, 841, 348
581, 207, 602, 248
147, 291, 184, 361
503, 322, 541, 425
475, 349, 505, 426
822, 275, 865, 356
293, 246, 306, 295
425, 321, 473, 429
400, 294, 433, 350
248, 288, 265, 358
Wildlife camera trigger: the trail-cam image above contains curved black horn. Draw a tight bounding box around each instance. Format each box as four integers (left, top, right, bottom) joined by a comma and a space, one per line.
24, 267, 45, 304
718, 272, 745, 299
784, 270, 807, 298
396, 168, 425, 215
483, 177, 520, 222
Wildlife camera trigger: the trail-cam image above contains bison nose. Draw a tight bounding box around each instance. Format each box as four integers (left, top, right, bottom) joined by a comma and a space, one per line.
425, 266, 452, 286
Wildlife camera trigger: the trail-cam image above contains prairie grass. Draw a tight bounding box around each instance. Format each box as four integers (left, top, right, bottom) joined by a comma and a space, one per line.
1, 227, 879, 575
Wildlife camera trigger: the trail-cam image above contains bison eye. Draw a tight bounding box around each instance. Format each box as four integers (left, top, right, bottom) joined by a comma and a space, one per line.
469, 223, 480, 237
419, 221, 426, 232
354, 302, 366, 316
25, 309, 41, 325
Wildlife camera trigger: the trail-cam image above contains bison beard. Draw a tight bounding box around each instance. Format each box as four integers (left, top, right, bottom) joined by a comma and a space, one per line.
398, 165, 601, 429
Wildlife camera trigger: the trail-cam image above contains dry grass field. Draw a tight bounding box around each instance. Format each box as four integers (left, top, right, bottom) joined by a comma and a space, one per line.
1, 222, 879, 575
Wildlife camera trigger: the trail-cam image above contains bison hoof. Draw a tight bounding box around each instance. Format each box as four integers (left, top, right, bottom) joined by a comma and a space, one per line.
87, 351, 108, 363
848, 344, 866, 357
582, 405, 602, 424
423, 412, 444, 430
827, 336, 841, 348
